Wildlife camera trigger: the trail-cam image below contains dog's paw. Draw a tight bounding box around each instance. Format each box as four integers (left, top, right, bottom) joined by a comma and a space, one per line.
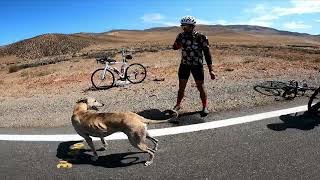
144, 161, 153, 166
91, 156, 99, 161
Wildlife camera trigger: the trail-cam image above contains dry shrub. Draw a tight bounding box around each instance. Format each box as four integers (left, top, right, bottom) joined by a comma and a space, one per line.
8, 64, 23, 73
20, 70, 53, 79
313, 59, 320, 63
243, 59, 255, 64
224, 68, 234, 72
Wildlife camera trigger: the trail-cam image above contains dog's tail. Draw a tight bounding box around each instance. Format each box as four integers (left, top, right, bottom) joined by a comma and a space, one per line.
140, 110, 179, 124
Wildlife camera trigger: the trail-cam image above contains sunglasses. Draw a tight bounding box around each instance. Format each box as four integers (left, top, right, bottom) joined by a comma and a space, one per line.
180, 24, 194, 29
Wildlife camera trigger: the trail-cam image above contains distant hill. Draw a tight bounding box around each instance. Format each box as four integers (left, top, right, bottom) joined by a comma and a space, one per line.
223, 25, 311, 36
0, 34, 95, 59
1, 25, 319, 60
146, 25, 312, 36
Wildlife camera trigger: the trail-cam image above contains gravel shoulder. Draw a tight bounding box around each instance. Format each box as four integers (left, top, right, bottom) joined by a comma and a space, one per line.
0, 49, 319, 128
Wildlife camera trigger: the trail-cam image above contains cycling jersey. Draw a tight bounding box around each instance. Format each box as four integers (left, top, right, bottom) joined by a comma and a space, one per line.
173, 30, 212, 66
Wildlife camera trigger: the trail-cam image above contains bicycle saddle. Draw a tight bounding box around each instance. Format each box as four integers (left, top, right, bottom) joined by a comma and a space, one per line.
97, 57, 116, 63
125, 55, 132, 59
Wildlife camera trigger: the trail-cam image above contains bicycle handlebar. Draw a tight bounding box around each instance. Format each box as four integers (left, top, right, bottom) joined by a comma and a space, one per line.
96, 49, 133, 64
96, 58, 116, 64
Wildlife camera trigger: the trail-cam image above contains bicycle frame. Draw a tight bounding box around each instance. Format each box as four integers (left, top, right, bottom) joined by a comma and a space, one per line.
101, 61, 127, 78
97, 49, 130, 80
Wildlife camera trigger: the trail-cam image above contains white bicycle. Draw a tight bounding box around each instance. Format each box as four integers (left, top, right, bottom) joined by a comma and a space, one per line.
91, 49, 147, 89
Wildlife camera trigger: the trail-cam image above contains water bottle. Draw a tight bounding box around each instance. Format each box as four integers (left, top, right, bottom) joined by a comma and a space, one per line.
121, 64, 126, 74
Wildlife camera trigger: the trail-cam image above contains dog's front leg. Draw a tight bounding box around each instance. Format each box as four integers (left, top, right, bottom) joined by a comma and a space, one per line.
84, 136, 99, 161
100, 137, 108, 150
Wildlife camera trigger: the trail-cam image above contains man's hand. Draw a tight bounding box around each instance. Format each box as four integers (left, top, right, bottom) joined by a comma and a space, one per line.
209, 71, 216, 80
173, 42, 182, 50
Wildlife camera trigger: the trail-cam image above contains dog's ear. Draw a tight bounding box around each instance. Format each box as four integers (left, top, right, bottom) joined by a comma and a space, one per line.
76, 98, 87, 103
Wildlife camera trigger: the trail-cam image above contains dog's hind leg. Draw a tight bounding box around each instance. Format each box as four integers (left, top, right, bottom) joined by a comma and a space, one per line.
137, 143, 155, 166
84, 136, 99, 161
100, 137, 108, 150
146, 131, 158, 151
128, 132, 155, 166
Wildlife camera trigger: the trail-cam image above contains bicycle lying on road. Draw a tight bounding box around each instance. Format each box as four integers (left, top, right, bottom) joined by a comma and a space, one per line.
254, 80, 317, 100
91, 49, 147, 90
308, 86, 320, 115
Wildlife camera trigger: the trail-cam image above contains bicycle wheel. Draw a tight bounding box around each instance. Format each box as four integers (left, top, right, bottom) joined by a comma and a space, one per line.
254, 81, 288, 96
91, 68, 115, 89
308, 87, 320, 114
254, 85, 282, 96
125, 63, 147, 84
258, 81, 288, 89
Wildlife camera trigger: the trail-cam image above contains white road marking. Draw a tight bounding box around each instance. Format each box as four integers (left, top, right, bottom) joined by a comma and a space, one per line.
0, 105, 308, 142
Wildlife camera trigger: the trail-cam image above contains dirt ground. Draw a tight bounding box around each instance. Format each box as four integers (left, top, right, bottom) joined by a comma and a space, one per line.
0, 44, 319, 128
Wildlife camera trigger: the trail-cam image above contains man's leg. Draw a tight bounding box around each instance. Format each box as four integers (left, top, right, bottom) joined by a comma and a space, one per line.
192, 65, 209, 116
195, 80, 208, 110
175, 64, 190, 110
175, 79, 188, 109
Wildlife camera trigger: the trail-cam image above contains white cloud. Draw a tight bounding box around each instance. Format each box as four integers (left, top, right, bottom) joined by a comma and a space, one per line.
255, 15, 279, 21
252, 4, 267, 14
185, 8, 192, 11
316, 19, 320, 22
272, 0, 320, 16
141, 13, 179, 26
243, 1, 320, 28
196, 18, 216, 25
283, 21, 312, 29
215, 19, 230, 25
244, 4, 276, 27
141, 13, 165, 23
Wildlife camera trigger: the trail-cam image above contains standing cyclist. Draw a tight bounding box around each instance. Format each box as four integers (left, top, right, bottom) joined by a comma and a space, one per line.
172, 16, 216, 116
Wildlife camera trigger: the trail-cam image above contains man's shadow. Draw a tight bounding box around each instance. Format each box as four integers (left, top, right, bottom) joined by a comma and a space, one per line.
137, 109, 206, 126
56, 141, 145, 168
267, 112, 320, 131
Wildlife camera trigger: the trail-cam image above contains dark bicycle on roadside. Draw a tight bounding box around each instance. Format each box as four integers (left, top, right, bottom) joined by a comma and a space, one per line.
308, 86, 320, 115
254, 80, 317, 100
91, 49, 147, 90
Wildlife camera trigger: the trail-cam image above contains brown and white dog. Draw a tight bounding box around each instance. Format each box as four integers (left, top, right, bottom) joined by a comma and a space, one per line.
71, 97, 178, 166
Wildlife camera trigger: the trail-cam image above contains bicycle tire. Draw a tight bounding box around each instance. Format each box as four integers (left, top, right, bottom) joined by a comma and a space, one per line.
257, 81, 288, 89
125, 63, 147, 84
254, 85, 282, 96
91, 68, 115, 89
308, 87, 320, 114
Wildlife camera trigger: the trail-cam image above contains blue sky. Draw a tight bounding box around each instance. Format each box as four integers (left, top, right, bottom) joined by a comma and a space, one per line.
1, 0, 320, 46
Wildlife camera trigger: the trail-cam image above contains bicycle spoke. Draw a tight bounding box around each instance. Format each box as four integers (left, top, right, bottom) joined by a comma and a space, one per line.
254, 86, 281, 96
126, 63, 147, 84
91, 69, 114, 89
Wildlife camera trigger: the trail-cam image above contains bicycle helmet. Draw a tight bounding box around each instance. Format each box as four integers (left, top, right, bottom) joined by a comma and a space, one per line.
180, 16, 196, 25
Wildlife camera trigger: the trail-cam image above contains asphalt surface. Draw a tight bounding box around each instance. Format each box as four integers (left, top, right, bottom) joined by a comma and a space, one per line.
1, 98, 320, 180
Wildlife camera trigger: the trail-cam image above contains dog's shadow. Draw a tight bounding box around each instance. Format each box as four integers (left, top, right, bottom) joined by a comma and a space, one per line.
137, 109, 205, 126
56, 141, 145, 168
267, 112, 320, 131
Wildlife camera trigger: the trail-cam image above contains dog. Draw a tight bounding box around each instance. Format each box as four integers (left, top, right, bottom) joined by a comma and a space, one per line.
71, 97, 178, 166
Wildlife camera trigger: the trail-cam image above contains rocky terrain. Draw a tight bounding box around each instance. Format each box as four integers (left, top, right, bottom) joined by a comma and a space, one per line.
0, 25, 319, 128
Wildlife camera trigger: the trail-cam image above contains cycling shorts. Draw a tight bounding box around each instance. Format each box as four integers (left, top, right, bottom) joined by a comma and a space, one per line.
178, 64, 204, 81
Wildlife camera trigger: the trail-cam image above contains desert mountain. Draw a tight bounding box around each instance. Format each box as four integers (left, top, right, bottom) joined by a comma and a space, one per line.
1, 25, 319, 60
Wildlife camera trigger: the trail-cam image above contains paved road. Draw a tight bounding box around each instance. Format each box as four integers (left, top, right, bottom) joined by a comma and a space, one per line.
1, 98, 320, 180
